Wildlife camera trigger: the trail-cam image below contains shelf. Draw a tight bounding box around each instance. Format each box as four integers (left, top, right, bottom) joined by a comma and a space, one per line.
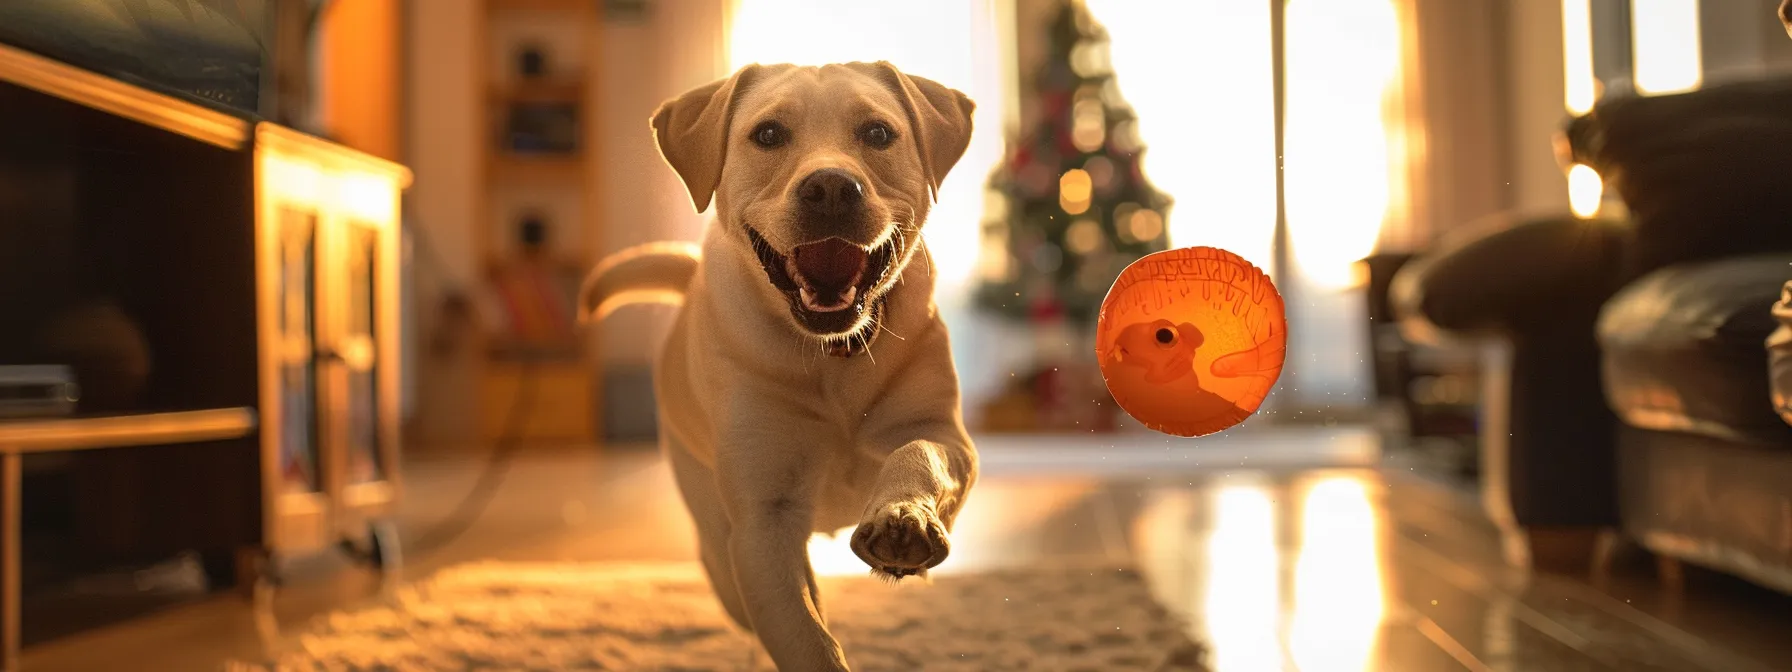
488, 154, 586, 183
482, 254, 590, 275
486, 0, 597, 13
491, 80, 586, 104
0, 408, 257, 454
485, 338, 586, 362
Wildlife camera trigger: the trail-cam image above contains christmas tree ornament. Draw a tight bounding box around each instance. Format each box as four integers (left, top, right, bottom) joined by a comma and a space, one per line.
1096, 247, 1287, 437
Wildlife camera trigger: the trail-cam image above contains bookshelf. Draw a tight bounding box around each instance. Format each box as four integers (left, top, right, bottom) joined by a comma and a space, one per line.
469, 0, 603, 445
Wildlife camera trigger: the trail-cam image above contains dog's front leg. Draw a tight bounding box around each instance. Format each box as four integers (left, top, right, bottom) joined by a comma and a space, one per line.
717, 429, 851, 671
850, 433, 977, 578
848, 330, 979, 578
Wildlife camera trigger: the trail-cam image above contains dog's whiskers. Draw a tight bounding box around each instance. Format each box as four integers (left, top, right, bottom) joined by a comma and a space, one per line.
876, 321, 906, 342
858, 331, 877, 365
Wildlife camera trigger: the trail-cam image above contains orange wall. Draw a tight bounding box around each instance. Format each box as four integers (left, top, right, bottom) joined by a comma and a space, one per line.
322, 0, 403, 161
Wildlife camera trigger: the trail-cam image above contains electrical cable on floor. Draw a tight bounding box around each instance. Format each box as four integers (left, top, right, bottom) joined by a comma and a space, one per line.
403, 355, 539, 557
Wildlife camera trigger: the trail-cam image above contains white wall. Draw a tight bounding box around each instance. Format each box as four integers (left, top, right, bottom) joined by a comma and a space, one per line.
406, 0, 482, 439
1502, 0, 1572, 218
598, 0, 730, 368
406, 0, 481, 292
1701, 0, 1792, 83
1396, 0, 1581, 240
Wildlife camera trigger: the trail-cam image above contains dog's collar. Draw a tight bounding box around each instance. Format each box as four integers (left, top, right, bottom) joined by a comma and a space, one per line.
825, 297, 887, 358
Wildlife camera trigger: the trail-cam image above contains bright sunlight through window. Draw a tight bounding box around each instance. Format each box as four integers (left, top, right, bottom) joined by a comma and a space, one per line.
1567, 163, 1604, 218
1283, 0, 1403, 292
1630, 0, 1702, 95
1562, 0, 1598, 115
1084, 0, 1278, 271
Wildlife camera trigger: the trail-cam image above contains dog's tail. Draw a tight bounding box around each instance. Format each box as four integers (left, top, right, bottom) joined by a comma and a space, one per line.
577, 241, 702, 322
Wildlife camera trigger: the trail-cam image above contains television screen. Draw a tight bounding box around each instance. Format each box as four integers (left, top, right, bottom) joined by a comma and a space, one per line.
0, 0, 271, 116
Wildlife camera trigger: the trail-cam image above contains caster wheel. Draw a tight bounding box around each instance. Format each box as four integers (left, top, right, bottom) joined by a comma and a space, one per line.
367, 520, 403, 573
232, 547, 281, 601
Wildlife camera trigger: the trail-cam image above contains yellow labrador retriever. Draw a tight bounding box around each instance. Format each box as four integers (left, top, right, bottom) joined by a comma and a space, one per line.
579, 62, 978, 670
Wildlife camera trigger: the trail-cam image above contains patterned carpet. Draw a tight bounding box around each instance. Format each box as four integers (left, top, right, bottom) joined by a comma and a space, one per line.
239, 561, 1209, 671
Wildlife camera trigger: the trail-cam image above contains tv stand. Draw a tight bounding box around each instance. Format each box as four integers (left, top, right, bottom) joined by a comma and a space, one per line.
0, 41, 411, 663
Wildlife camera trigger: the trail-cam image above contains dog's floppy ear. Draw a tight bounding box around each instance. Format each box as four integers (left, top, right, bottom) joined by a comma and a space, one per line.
652, 64, 774, 213
854, 62, 975, 201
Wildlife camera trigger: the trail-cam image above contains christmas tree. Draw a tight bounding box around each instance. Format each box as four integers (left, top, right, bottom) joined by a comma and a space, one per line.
974, 0, 1172, 326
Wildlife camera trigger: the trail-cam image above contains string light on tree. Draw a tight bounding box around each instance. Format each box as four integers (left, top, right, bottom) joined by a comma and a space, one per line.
974, 0, 1172, 326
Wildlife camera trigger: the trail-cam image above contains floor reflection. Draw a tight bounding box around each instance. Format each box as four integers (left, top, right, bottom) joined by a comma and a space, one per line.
1289, 475, 1386, 672
1136, 471, 1390, 672
1202, 481, 1286, 672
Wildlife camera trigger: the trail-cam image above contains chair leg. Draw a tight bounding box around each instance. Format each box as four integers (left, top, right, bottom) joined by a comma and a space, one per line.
1505, 526, 1605, 575
1656, 554, 1686, 592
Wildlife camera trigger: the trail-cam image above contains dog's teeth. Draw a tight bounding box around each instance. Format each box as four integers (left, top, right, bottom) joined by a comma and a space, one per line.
799, 286, 856, 313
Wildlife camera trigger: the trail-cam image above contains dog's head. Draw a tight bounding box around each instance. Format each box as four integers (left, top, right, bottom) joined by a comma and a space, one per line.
1782, 0, 1791, 38
652, 62, 974, 342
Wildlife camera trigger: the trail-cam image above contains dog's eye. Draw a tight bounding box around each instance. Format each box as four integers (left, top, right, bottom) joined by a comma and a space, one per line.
751, 122, 789, 148
859, 122, 895, 149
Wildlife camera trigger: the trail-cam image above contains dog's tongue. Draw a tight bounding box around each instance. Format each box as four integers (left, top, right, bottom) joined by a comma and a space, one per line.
792, 239, 868, 290
789, 239, 868, 313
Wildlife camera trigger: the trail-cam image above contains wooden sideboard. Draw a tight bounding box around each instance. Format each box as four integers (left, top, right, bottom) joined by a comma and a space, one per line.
0, 41, 410, 660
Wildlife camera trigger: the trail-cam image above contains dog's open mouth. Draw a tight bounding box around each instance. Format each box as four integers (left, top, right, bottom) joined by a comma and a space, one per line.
791, 239, 867, 312
748, 227, 896, 338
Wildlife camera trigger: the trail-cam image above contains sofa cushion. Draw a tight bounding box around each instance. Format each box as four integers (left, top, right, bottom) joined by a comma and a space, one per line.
1390, 214, 1631, 339
1770, 280, 1792, 428
1599, 255, 1792, 444
1573, 76, 1792, 273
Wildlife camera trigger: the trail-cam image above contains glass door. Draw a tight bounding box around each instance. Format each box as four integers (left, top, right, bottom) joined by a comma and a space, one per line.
276, 208, 322, 495
339, 223, 384, 485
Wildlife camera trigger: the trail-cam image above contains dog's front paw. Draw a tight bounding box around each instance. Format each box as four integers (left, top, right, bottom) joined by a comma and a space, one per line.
850, 500, 950, 580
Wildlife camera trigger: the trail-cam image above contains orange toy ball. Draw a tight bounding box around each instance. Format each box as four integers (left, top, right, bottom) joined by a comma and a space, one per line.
1095, 246, 1287, 437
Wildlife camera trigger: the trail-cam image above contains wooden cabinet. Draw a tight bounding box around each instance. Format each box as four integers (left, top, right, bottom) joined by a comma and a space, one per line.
255, 126, 409, 555
0, 41, 409, 655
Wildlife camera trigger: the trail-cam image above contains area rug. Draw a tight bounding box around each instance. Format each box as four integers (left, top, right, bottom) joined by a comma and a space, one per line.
239, 561, 1208, 671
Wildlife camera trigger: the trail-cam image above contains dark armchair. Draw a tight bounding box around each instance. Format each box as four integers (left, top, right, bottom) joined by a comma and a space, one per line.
1392, 75, 1792, 586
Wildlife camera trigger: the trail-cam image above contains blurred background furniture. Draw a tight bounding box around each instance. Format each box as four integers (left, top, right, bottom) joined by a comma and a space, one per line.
0, 30, 409, 650
0, 409, 258, 670
1360, 252, 1482, 481
410, 0, 604, 448
1393, 76, 1792, 588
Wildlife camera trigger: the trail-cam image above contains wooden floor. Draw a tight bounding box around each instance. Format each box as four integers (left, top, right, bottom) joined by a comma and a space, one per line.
18, 428, 1792, 671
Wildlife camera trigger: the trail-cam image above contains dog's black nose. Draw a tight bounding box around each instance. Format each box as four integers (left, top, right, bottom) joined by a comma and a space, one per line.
797, 169, 864, 217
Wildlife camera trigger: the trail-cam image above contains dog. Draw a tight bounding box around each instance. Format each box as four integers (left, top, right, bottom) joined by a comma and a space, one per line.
578, 62, 979, 670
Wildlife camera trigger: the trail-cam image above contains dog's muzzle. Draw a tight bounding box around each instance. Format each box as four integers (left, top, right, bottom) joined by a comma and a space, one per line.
745, 168, 899, 345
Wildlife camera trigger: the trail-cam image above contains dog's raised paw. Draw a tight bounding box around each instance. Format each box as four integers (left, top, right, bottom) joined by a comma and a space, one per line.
850, 500, 950, 579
